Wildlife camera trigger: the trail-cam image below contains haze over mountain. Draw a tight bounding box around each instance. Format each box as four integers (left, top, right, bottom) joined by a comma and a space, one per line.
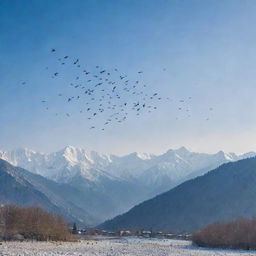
0, 146, 255, 225
100, 157, 256, 233
0, 158, 95, 224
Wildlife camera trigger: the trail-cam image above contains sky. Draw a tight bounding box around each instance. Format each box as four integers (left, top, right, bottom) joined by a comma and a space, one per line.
0, 0, 256, 155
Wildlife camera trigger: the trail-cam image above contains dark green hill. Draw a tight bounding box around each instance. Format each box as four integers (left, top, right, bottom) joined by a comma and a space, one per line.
100, 157, 256, 233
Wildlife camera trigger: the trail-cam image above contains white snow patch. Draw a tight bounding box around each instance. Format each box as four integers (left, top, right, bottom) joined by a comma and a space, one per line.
1, 238, 256, 256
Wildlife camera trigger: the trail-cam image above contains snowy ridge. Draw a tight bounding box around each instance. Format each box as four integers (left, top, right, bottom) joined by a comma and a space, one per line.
0, 146, 118, 183
0, 146, 255, 188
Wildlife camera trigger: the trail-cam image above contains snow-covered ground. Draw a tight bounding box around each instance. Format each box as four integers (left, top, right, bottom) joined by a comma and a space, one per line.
1, 238, 256, 256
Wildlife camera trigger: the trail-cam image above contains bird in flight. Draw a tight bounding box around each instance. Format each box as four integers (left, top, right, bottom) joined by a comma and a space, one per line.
32, 48, 204, 131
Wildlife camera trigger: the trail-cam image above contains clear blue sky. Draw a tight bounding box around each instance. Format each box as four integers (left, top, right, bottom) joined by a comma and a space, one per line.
0, 0, 256, 155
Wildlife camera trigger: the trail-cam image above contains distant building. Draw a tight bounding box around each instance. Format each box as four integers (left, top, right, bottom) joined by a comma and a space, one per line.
119, 230, 132, 236
141, 230, 152, 238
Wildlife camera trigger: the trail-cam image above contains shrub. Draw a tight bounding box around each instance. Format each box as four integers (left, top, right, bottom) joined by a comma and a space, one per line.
192, 218, 256, 250
0, 205, 71, 241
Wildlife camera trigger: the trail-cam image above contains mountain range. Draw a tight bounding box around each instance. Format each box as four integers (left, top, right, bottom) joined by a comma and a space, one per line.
0, 146, 255, 225
100, 157, 256, 233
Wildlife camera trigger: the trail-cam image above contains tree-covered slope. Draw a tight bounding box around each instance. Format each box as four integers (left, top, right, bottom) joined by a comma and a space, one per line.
100, 157, 256, 233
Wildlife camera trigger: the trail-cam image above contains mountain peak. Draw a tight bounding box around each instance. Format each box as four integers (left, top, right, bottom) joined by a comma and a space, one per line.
13, 147, 37, 155
175, 146, 190, 155
61, 145, 82, 154
214, 150, 236, 161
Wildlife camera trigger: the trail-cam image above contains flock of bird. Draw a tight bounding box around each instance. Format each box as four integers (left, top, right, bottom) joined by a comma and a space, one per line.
22, 48, 213, 131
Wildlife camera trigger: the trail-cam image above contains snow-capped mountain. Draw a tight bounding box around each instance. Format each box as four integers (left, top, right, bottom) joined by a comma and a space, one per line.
0, 146, 115, 183
0, 146, 255, 188
0, 146, 255, 224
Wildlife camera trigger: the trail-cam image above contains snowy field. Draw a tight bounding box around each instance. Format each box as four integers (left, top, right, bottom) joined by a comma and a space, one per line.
1, 237, 256, 256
